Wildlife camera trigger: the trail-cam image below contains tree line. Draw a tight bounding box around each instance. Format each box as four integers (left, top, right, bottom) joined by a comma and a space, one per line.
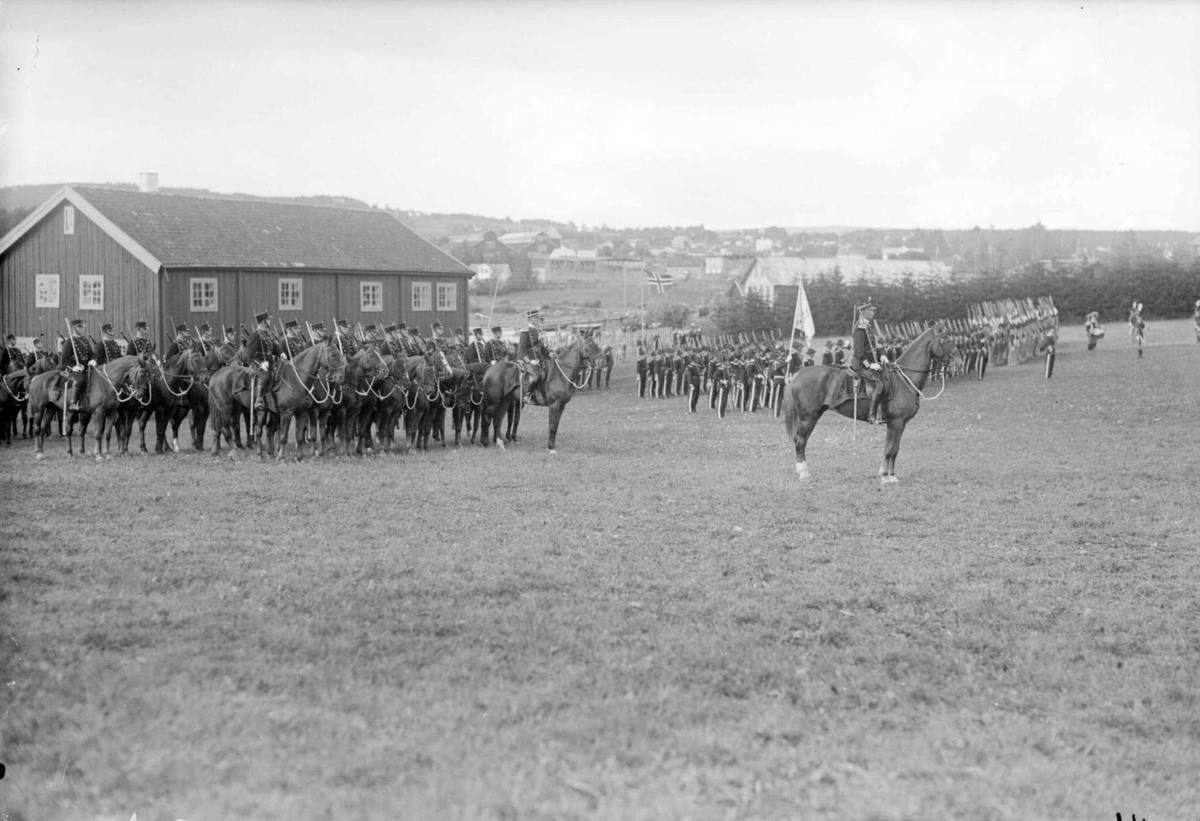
675, 256, 1200, 339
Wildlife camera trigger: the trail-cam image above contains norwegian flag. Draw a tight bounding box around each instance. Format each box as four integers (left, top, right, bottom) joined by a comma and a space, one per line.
646, 271, 676, 294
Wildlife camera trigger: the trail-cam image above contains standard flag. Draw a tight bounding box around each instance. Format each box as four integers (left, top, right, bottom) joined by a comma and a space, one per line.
791, 282, 816, 342
646, 271, 676, 294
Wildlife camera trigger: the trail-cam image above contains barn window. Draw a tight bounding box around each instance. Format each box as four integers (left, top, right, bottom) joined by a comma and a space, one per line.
485, 240, 495, 250
36, 274, 61, 308
437, 282, 457, 311
79, 275, 103, 310
64, 205, 75, 235
190, 278, 218, 312
360, 281, 382, 312
279, 278, 303, 311
411, 282, 431, 311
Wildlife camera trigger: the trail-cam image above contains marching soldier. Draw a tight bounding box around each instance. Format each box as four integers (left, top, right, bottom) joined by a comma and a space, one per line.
850, 301, 884, 425
334, 318, 358, 356
1193, 299, 1200, 343
93, 322, 123, 365
165, 323, 194, 360
59, 318, 94, 411
128, 321, 152, 357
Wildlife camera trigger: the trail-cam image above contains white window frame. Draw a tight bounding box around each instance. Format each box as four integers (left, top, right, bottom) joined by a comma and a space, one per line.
436, 282, 457, 311
411, 282, 431, 311
190, 277, 218, 312
278, 278, 303, 311
64, 205, 75, 235
36, 274, 60, 308
360, 281, 382, 312
79, 275, 104, 310
485, 240, 495, 250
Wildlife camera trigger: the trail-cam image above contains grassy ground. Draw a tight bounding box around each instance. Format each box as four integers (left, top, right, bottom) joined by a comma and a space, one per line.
2, 322, 1198, 821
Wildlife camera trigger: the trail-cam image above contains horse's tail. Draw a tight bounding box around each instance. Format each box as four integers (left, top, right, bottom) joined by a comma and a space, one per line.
781, 376, 799, 440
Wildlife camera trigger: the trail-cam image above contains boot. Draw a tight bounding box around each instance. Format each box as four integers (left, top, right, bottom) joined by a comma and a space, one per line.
867, 389, 883, 425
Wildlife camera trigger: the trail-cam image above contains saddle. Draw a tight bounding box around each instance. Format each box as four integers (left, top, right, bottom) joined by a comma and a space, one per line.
821, 368, 886, 411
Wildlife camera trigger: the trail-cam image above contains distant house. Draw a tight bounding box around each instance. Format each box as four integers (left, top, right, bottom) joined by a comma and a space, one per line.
447, 230, 513, 266
498, 231, 559, 257
671, 235, 690, 251
732, 256, 953, 304
468, 263, 512, 293
0, 185, 472, 348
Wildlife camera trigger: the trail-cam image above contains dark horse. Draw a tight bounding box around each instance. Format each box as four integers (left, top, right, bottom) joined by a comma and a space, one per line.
480, 334, 602, 452
258, 340, 346, 461
27, 357, 150, 461
135, 349, 208, 454
207, 363, 270, 460
781, 325, 956, 483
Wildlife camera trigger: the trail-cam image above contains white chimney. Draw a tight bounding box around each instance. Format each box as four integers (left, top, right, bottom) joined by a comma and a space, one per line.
138, 172, 159, 193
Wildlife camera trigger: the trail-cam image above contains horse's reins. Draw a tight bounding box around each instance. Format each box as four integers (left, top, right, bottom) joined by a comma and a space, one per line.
1, 375, 27, 403
887, 337, 951, 400
92, 362, 150, 405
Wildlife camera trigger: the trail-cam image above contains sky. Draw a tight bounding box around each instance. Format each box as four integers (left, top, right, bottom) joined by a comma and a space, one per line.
1, 0, 1197, 232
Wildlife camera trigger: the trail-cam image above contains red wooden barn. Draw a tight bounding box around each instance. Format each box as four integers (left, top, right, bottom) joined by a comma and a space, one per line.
0, 185, 474, 350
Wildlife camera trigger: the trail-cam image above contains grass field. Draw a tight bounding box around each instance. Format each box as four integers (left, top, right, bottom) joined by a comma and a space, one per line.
2, 321, 1199, 821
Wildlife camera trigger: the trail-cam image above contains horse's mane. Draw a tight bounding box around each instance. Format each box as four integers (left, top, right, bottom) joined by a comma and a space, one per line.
102, 356, 142, 379
898, 325, 941, 360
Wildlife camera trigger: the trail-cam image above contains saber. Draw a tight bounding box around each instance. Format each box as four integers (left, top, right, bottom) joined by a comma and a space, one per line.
333, 316, 344, 356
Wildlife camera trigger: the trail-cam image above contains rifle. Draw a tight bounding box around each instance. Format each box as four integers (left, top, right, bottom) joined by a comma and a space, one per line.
332, 317, 344, 356
305, 320, 316, 345
277, 318, 294, 359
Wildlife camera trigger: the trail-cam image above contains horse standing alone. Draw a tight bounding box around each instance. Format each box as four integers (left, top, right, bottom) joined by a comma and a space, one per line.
781, 325, 956, 483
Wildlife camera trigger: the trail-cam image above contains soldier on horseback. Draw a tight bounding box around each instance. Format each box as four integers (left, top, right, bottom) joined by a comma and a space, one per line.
165, 324, 195, 360
486, 325, 508, 364
850, 301, 885, 425
2, 334, 21, 374
93, 322, 123, 365
516, 310, 551, 404
334, 318, 359, 356
282, 320, 308, 357
129, 320, 152, 357
60, 318, 94, 411
464, 327, 488, 366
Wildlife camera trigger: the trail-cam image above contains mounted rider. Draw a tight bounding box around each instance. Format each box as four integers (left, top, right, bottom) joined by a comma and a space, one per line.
3, 334, 21, 374
59, 318, 94, 411
309, 321, 329, 344
128, 320, 153, 357
282, 319, 309, 357
334, 318, 359, 356
93, 322, 123, 365
485, 325, 508, 364
464, 327, 488, 366
850, 300, 885, 425
165, 323, 195, 360
516, 310, 551, 403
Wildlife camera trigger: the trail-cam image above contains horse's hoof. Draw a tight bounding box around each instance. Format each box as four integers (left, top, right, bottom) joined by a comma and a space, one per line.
880, 474, 899, 485
34, 452, 45, 461
497, 441, 505, 450
794, 462, 812, 481
548, 448, 557, 455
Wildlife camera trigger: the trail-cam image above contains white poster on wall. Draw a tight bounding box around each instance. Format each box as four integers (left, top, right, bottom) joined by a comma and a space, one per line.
36, 274, 60, 308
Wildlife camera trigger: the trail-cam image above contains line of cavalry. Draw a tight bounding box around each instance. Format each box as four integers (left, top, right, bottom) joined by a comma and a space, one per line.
0, 310, 603, 462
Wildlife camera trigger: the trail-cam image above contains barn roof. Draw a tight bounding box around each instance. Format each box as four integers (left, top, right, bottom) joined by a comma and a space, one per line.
0, 186, 471, 276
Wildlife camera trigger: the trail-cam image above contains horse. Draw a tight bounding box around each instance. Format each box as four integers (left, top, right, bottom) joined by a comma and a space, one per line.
401, 351, 447, 452
257, 340, 346, 461
27, 357, 151, 461
133, 349, 208, 454
365, 353, 413, 455
0, 372, 29, 446
782, 324, 956, 484
207, 363, 270, 460
481, 334, 602, 452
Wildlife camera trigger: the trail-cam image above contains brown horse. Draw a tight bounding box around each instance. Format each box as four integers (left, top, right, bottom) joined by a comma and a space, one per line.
134, 349, 207, 454
481, 334, 602, 452
207, 363, 270, 460
257, 340, 345, 460
782, 324, 956, 483
27, 357, 150, 461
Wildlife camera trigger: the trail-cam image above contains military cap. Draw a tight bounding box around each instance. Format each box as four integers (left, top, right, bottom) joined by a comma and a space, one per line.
284, 320, 300, 330
100, 322, 114, 333
134, 320, 148, 330
175, 323, 189, 334
491, 325, 503, 334
310, 322, 325, 331
384, 324, 398, 334
5, 333, 15, 342
432, 321, 443, 331
255, 310, 271, 323
471, 327, 483, 336
223, 325, 236, 336
454, 327, 463, 336
70, 318, 85, 328
199, 322, 212, 333
397, 322, 408, 330
335, 317, 349, 327
364, 324, 378, 333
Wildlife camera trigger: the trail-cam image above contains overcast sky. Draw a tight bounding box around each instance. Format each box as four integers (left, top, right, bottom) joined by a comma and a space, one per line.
1, 0, 1197, 231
